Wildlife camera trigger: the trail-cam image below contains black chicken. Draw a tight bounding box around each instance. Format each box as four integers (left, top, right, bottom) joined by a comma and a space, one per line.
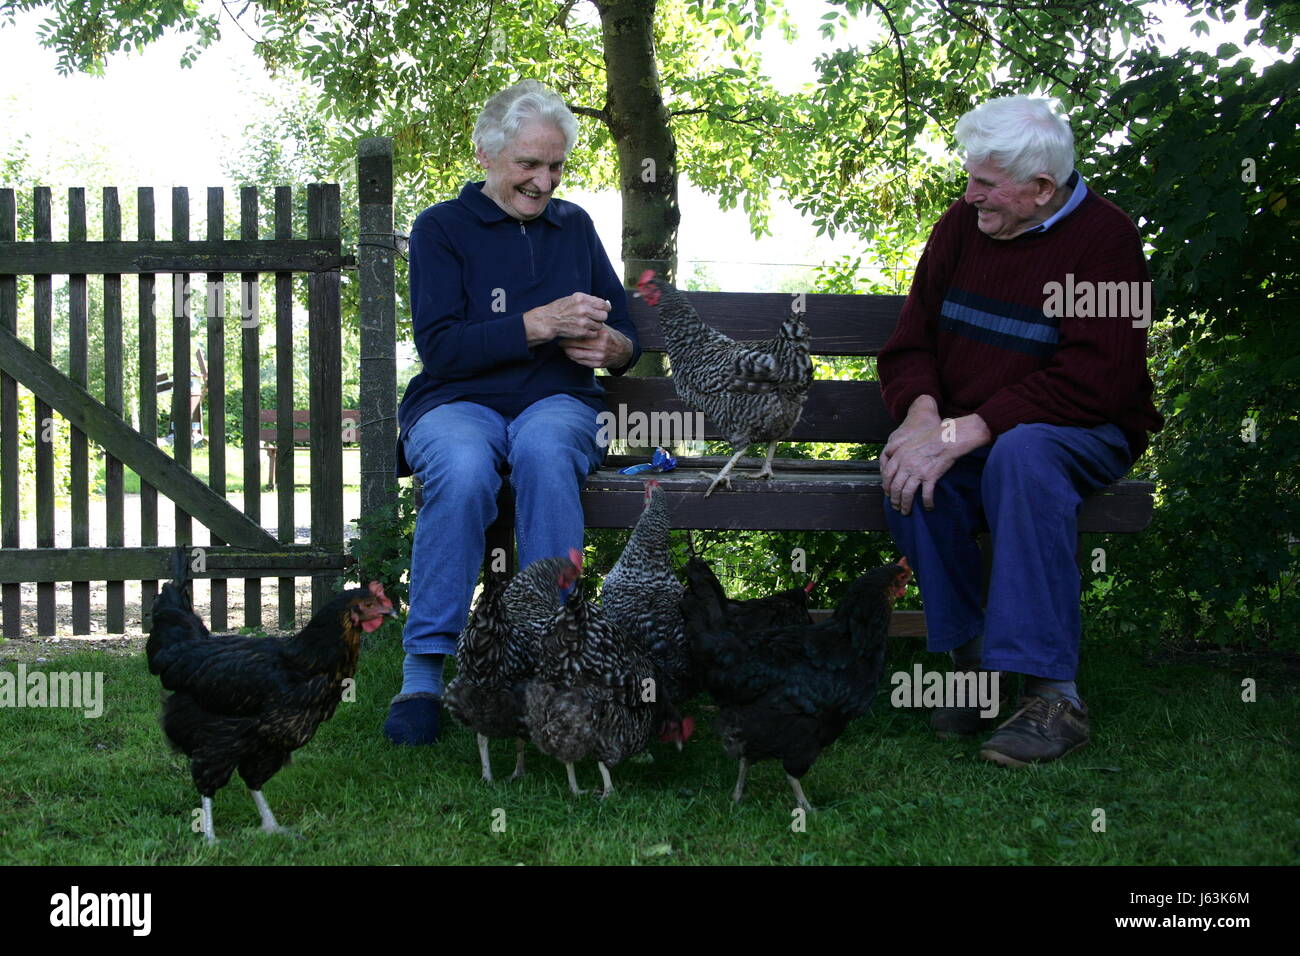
685, 558, 911, 811
146, 553, 396, 842
680, 557, 816, 640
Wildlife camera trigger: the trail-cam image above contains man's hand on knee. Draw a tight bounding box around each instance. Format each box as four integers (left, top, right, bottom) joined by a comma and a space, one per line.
881, 404, 991, 514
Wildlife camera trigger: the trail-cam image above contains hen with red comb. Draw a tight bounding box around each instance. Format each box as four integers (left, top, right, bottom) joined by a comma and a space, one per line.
634, 270, 812, 496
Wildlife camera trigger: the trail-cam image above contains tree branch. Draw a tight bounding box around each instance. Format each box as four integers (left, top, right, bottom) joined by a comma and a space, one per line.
456, 0, 496, 92
872, 0, 911, 177
935, 0, 1128, 128
669, 105, 810, 134
569, 104, 611, 123
219, 0, 260, 45
551, 0, 581, 29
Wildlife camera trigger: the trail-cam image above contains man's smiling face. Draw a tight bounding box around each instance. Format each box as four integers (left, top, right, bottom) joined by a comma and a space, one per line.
477, 122, 567, 221
963, 158, 1062, 240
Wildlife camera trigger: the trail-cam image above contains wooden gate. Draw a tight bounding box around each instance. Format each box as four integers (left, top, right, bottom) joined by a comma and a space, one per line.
0, 144, 397, 638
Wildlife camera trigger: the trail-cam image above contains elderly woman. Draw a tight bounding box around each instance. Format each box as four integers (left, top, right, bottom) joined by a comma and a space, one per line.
385, 80, 640, 744
878, 96, 1162, 765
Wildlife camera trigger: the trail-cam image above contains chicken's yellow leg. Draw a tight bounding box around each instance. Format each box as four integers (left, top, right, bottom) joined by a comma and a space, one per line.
753, 441, 780, 480
200, 795, 217, 844
787, 775, 816, 813
597, 761, 615, 799
565, 762, 586, 796
251, 788, 296, 835
702, 448, 749, 497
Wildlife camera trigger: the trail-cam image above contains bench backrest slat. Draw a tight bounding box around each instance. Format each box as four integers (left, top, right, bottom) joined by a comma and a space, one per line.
627, 292, 906, 356
612, 292, 904, 445
599, 377, 895, 444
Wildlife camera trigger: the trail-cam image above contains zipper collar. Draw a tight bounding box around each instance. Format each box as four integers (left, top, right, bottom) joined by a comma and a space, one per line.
460, 180, 563, 228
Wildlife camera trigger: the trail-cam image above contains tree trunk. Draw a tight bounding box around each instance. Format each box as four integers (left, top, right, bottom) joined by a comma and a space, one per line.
598, 0, 676, 386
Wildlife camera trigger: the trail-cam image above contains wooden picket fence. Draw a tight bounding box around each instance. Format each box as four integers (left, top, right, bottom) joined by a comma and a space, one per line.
0, 139, 399, 638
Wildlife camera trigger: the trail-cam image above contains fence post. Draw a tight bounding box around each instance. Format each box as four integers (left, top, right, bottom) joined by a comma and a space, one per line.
356, 137, 398, 520
0, 189, 18, 638
308, 183, 343, 613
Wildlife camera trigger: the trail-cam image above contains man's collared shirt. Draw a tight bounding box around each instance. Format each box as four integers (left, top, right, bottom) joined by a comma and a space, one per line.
1022, 170, 1087, 235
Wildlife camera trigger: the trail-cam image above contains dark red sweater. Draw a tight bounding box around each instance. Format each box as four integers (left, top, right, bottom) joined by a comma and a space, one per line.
878, 190, 1163, 461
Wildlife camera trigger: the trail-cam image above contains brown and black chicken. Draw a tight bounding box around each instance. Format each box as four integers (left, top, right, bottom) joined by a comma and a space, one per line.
146, 552, 395, 842
444, 553, 582, 782
684, 558, 911, 811
635, 270, 813, 496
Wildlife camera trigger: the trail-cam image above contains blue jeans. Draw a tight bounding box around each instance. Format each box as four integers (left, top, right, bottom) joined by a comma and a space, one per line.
883, 422, 1132, 680
401, 394, 606, 656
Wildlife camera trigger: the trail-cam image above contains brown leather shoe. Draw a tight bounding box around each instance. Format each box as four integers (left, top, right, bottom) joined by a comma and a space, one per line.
979, 694, 1089, 767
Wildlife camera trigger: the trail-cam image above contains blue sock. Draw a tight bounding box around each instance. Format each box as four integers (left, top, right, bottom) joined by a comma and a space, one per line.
950, 634, 984, 671
399, 653, 445, 698
1026, 677, 1082, 709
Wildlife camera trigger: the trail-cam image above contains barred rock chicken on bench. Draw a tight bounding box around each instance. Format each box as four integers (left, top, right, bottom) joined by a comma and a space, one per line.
635, 270, 813, 496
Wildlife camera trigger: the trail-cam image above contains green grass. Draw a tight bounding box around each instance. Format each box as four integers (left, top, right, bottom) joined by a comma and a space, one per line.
1, 636, 1296, 865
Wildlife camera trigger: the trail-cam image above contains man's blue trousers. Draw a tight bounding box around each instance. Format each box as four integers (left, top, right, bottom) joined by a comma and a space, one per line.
883, 422, 1132, 680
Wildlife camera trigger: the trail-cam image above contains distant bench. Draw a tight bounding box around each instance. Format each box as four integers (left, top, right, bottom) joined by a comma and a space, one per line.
259, 408, 359, 490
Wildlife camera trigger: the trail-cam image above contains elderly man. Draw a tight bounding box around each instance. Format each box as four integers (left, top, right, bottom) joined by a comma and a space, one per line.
385, 80, 640, 744
878, 96, 1162, 766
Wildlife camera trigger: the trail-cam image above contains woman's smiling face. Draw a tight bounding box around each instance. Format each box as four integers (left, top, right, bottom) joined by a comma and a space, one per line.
477, 122, 568, 221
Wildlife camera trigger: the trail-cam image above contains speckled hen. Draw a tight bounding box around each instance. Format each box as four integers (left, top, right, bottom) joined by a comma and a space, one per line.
444, 553, 582, 782
635, 270, 813, 496
601, 480, 695, 706
525, 583, 662, 798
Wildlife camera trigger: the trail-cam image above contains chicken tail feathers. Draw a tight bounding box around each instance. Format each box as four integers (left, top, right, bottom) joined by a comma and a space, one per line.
170, 545, 189, 587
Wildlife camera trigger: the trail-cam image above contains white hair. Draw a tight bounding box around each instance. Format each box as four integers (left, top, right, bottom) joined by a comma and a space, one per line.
954, 96, 1075, 185
473, 80, 579, 158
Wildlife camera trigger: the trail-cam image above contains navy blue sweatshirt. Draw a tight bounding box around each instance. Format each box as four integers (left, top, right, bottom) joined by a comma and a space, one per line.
396, 181, 641, 476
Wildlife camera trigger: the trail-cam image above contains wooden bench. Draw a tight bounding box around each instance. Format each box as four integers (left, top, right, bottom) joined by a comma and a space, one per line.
156, 347, 207, 439
259, 408, 359, 490
469, 291, 1155, 634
